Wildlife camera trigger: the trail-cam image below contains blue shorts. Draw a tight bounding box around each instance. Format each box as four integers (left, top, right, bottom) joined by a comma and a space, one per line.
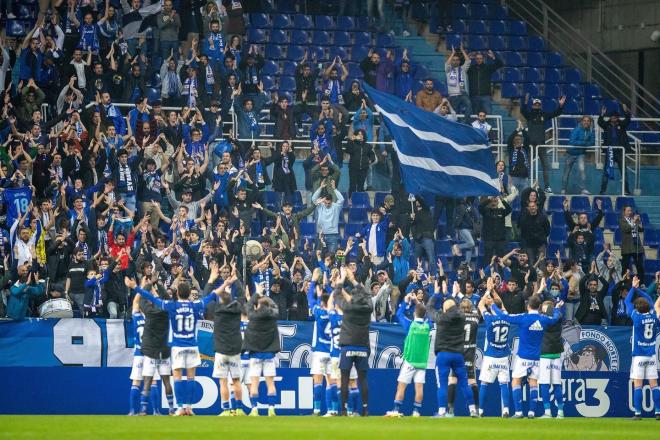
339, 347, 370, 372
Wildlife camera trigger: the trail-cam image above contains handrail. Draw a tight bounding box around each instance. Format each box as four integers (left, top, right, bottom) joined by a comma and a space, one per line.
506, 0, 660, 119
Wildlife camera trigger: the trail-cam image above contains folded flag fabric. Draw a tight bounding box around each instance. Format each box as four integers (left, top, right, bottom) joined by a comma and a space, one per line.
364, 83, 500, 197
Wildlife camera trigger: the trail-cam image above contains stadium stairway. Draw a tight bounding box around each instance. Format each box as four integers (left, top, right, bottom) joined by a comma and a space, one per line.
393, 34, 519, 137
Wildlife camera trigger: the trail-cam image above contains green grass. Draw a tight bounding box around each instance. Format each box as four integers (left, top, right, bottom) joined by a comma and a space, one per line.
2, 416, 659, 440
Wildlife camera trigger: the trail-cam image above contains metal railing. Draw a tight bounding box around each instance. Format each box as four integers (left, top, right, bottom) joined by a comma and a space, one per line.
506, 0, 660, 119
532, 145, 627, 195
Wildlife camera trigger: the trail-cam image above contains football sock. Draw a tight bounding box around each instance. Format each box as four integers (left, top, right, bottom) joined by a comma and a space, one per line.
267, 393, 277, 408
313, 384, 323, 411
512, 385, 522, 414
554, 385, 564, 411
447, 383, 456, 412
174, 380, 185, 408
478, 383, 488, 412
393, 400, 402, 412
500, 384, 510, 414
130, 385, 141, 414
330, 384, 339, 412
540, 384, 551, 412
413, 401, 422, 414
471, 383, 479, 410
325, 386, 334, 413
150, 383, 160, 414
633, 387, 643, 414
185, 380, 194, 408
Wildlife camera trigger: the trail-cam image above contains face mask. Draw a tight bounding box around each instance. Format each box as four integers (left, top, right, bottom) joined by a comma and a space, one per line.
550, 288, 560, 298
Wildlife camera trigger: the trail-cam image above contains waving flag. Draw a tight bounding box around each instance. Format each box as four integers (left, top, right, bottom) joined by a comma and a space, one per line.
121, 0, 162, 40
364, 84, 499, 197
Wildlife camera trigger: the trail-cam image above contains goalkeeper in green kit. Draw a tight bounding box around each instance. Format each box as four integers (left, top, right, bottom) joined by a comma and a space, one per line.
385, 292, 432, 417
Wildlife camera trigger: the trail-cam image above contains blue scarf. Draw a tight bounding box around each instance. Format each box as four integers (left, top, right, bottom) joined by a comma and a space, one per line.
511, 147, 529, 169
604, 146, 616, 180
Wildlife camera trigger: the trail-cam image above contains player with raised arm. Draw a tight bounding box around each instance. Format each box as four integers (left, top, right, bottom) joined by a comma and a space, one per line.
244, 282, 281, 417
538, 295, 565, 419
211, 275, 248, 416
308, 268, 333, 416
127, 277, 217, 416
427, 281, 477, 418
625, 276, 660, 420
477, 278, 512, 417
492, 295, 562, 418
447, 297, 480, 417
385, 292, 431, 417
128, 294, 146, 416
334, 267, 373, 416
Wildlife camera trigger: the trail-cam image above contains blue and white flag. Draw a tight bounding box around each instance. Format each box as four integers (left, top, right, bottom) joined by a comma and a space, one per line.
364, 84, 499, 197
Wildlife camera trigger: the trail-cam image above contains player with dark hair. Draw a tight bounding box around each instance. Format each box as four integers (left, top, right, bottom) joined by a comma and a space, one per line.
128, 294, 146, 416
477, 278, 511, 417
243, 282, 281, 417
492, 294, 561, 418
428, 281, 477, 417
307, 269, 333, 416
625, 276, 660, 420
334, 267, 373, 416
539, 299, 565, 418
127, 277, 216, 416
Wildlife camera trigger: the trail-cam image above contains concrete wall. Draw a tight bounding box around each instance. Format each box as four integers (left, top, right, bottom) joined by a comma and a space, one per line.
542, 0, 660, 96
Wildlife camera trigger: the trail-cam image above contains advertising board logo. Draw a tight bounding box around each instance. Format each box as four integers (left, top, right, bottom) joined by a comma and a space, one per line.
562, 322, 619, 372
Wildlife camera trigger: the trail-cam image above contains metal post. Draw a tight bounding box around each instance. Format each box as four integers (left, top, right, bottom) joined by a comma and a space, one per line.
630, 79, 638, 115
542, 3, 549, 42
621, 147, 626, 196
634, 139, 642, 195
586, 48, 593, 82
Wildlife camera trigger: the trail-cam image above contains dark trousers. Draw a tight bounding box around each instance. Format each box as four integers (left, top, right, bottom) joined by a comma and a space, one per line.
621, 253, 644, 280
433, 196, 456, 238
348, 167, 368, 196
600, 151, 629, 194
483, 240, 507, 263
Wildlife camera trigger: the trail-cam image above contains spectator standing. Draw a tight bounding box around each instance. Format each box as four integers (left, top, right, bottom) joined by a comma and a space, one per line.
479, 196, 512, 262
562, 116, 594, 195
344, 129, 375, 196
517, 200, 550, 264
415, 79, 443, 113
521, 94, 566, 193
619, 206, 644, 279
445, 45, 471, 120
598, 105, 631, 195
467, 50, 502, 114
157, 0, 181, 62
507, 122, 531, 195
360, 48, 395, 92
311, 180, 344, 253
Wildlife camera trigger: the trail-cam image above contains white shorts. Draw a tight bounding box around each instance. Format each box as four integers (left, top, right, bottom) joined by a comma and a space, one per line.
478, 356, 510, 384
630, 356, 658, 380
538, 357, 563, 385
330, 357, 358, 381
512, 357, 539, 380
142, 356, 170, 378
241, 358, 251, 385
397, 360, 426, 384
212, 353, 242, 379
310, 351, 332, 376
248, 357, 277, 378
130, 355, 144, 381
171, 346, 201, 370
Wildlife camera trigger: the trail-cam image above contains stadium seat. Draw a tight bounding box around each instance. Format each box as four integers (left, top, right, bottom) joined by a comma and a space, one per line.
350, 46, 369, 62
492, 4, 508, 19
528, 36, 546, 51
356, 17, 370, 29
453, 3, 469, 18
146, 88, 160, 104
261, 75, 276, 91
467, 35, 487, 51
501, 82, 521, 98
313, 31, 331, 46
374, 192, 388, 208
336, 16, 355, 30
468, 19, 487, 34
278, 76, 296, 92
488, 20, 507, 35
265, 44, 284, 60
544, 68, 562, 84
570, 196, 591, 212
271, 13, 292, 29
502, 67, 522, 82
445, 33, 464, 49
604, 212, 619, 230
546, 243, 565, 259
644, 258, 660, 273
250, 13, 270, 29
584, 83, 602, 100
563, 98, 581, 114
584, 98, 601, 115
549, 228, 566, 245
351, 192, 372, 208
551, 211, 566, 228
308, 46, 326, 61
328, 47, 347, 62
615, 196, 635, 211
293, 14, 314, 29
333, 31, 352, 46
269, 29, 288, 44
564, 68, 582, 83
508, 20, 527, 35
344, 223, 365, 238
508, 36, 528, 50
547, 196, 565, 213
436, 240, 452, 257
641, 213, 651, 227
613, 229, 622, 245
347, 206, 369, 224
526, 52, 546, 67
644, 230, 659, 247
489, 36, 506, 51
542, 99, 558, 112
562, 83, 581, 98
522, 83, 541, 99
523, 67, 542, 83
261, 60, 279, 76
300, 222, 316, 238
543, 84, 561, 99
280, 60, 297, 76
315, 15, 335, 30
470, 3, 490, 18
247, 28, 267, 44
289, 29, 308, 45
376, 33, 395, 47
593, 196, 613, 213
452, 19, 468, 34
354, 31, 372, 46
546, 51, 563, 67
502, 52, 523, 66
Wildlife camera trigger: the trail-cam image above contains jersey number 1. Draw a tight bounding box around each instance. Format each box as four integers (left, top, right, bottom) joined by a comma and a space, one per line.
176, 315, 194, 333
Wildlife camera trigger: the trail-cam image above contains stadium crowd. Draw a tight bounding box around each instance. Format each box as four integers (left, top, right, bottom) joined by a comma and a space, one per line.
0, 0, 654, 334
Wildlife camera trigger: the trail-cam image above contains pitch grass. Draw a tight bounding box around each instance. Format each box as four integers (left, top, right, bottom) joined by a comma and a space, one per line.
1, 416, 658, 440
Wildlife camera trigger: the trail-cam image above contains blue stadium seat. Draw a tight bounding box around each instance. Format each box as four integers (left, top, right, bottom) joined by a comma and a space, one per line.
551, 211, 566, 228
542, 99, 558, 113
508, 20, 528, 35
488, 20, 507, 35
350, 46, 369, 62
445, 33, 464, 49
546, 51, 563, 67
247, 28, 267, 44
644, 230, 659, 247
468, 19, 487, 34
414, 64, 430, 80
291, 29, 309, 45
262, 60, 279, 76
544, 68, 562, 84
17, 4, 36, 19
467, 35, 487, 51
523, 67, 542, 82
265, 44, 284, 60
492, 4, 508, 19
436, 240, 452, 257
601, 99, 620, 114
269, 29, 288, 44
526, 52, 546, 67
278, 75, 296, 92
570, 196, 591, 212
452, 19, 468, 34
336, 16, 355, 30
274, 0, 295, 13
489, 35, 506, 51
329, 46, 348, 60
508, 36, 528, 50
583, 83, 602, 99
261, 75, 276, 91
547, 196, 565, 213
271, 13, 292, 29
546, 244, 565, 259
281, 60, 296, 76
502, 67, 522, 82
293, 14, 314, 30
308, 46, 326, 61
316, 15, 335, 30
146, 88, 160, 104
333, 31, 352, 46
491, 70, 502, 82
313, 31, 331, 46
453, 3, 469, 18
564, 68, 582, 83
347, 62, 363, 78
615, 196, 635, 211
528, 36, 546, 51
522, 83, 541, 98
344, 223, 366, 238
641, 213, 651, 227
470, 3, 490, 18
604, 212, 618, 230
563, 98, 581, 114
549, 228, 566, 245
613, 229, 622, 245
354, 31, 372, 46
300, 222, 316, 238
347, 207, 368, 226
250, 13, 270, 29
286, 45, 306, 60
593, 196, 613, 213
374, 192, 388, 208
351, 192, 372, 208
376, 33, 395, 47
356, 17, 369, 29
501, 82, 521, 98
502, 52, 523, 66
264, 190, 281, 206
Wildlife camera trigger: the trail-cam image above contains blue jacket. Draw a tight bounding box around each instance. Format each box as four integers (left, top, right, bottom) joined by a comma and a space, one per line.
7, 281, 45, 320
386, 238, 410, 284
360, 216, 389, 257
567, 124, 595, 155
